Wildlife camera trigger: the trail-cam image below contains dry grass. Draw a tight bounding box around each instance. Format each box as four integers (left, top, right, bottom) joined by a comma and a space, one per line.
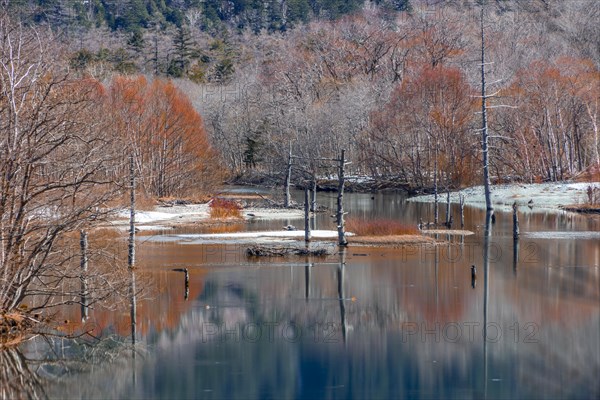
346, 217, 419, 236
209, 198, 242, 219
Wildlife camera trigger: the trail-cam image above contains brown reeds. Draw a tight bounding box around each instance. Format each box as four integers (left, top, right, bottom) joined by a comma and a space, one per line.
346, 217, 419, 236
209, 198, 242, 219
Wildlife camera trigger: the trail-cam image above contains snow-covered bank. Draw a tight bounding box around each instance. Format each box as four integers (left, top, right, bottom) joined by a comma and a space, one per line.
408, 182, 600, 212
142, 230, 347, 245
110, 203, 305, 231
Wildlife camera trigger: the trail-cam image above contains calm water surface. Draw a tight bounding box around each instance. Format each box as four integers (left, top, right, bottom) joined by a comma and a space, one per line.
18, 190, 600, 399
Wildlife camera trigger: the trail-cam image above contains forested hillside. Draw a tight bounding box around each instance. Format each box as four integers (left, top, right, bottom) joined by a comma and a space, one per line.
3, 0, 600, 191
6, 0, 407, 32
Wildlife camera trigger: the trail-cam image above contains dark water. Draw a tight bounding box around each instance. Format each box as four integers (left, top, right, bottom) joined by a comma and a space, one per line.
16, 190, 600, 399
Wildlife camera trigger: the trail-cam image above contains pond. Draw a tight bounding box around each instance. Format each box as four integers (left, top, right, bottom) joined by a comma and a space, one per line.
12, 190, 600, 399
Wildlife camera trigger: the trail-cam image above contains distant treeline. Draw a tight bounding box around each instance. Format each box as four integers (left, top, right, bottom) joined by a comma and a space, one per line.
6, 0, 409, 32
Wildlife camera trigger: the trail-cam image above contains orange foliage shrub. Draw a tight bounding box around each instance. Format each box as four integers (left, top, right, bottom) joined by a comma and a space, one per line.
209, 198, 242, 219
107, 76, 223, 199
346, 217, 419, 236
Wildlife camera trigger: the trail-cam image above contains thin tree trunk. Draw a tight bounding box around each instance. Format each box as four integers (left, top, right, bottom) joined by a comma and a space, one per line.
128, 154, 136, 269
445, 189, 451, 228
304, 187, 311, 246
459, 193, 465, 229
311, 176, 317, 213
585, 103, 600, 166
80, 230, 89, 322
480, 7, 493, 212
512, 202, 520, 240
311, 176, 317, 230
434, 146, 439, 224
337, 149, 348, 246
284, 141, 292, 208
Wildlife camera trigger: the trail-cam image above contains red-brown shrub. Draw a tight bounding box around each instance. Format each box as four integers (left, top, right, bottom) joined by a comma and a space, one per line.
209, 198, 242, 219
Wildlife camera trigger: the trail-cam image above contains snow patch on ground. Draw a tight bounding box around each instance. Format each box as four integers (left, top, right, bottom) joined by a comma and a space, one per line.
143, 230, 347, 245
409, 182, 600, 212
110, 203, 306, 231
243, 209, 304, 220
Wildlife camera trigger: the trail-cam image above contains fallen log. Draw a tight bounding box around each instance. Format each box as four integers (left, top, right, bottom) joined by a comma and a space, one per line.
246, 245, 333, 257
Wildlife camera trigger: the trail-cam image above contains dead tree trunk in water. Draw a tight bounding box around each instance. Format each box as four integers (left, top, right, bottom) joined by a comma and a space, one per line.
512, 202, 520, 240
337, 150, 348, 246
128, 154, 136, 269
304, 187, 311, 246
459, 194, 465, 229
445, 190, 451, 228
433, 147, 439, 224
284, 142, 292, 208
480, 6, 493, 213
80, 230, 89, 321
311, 177, 317, 213
311, 177, 317, 230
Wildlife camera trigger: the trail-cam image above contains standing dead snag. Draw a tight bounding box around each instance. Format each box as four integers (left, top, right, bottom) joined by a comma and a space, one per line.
512, 202, 519, 240
445, 190, 451, 228
284, 141, 293, 208
80, 230, 89, 322
304, 187, 311, 246
128, 153, 136, 270
459, 194, 465, 229
311, 177, 317, 213
337, 149, 348, 246
480, 6, 493, 213
434, 145, 439, 225
311, 177, 318, 230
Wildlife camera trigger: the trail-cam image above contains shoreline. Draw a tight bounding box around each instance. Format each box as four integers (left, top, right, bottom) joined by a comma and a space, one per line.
408, 181, 600, 212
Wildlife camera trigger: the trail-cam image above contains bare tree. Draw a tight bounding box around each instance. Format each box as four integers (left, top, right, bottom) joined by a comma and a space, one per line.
479, 5, 493, 212
0, 17, 125, 316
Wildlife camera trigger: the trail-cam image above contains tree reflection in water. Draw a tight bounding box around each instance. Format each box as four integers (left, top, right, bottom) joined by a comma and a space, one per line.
0, 268, 145, 399
0, 346, 46, 399
1, 330, 138, 399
